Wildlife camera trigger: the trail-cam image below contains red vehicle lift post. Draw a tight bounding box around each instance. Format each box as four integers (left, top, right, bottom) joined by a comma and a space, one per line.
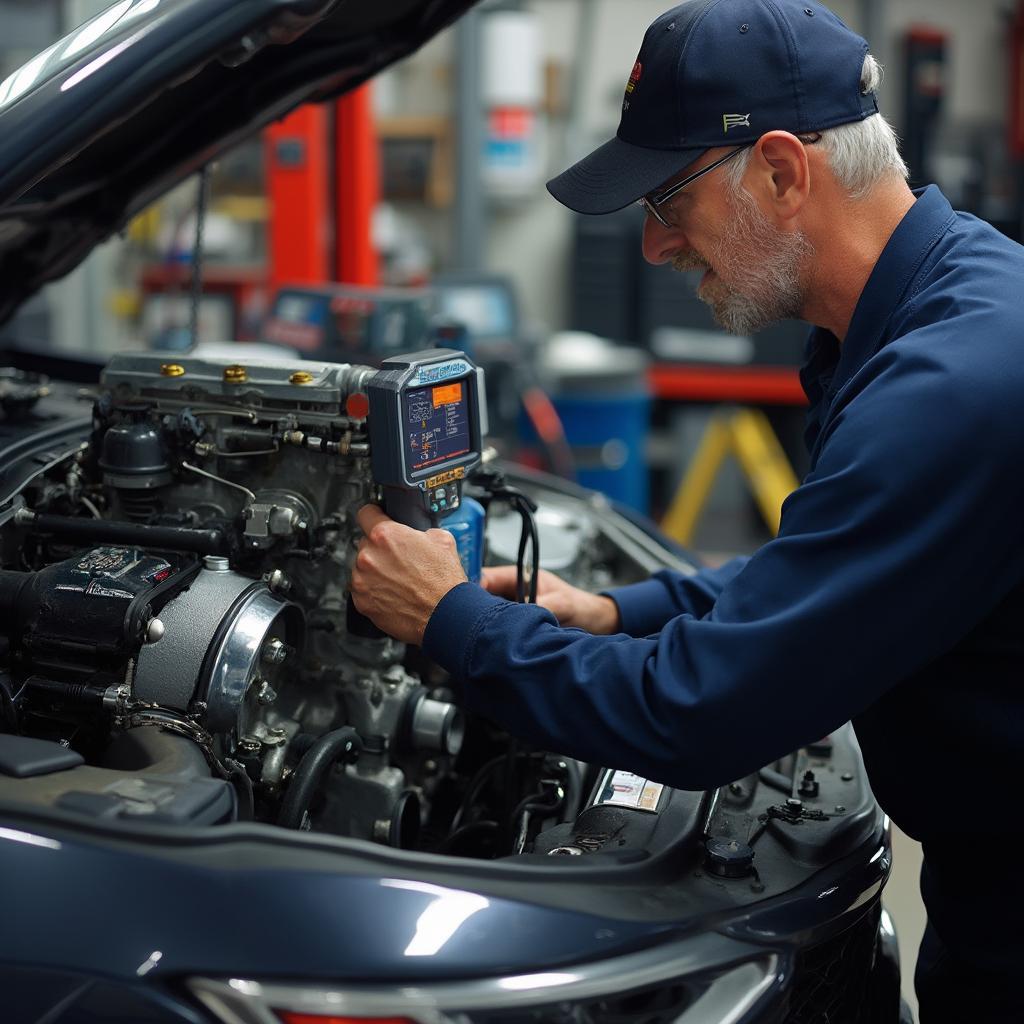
265, 86, 379, 293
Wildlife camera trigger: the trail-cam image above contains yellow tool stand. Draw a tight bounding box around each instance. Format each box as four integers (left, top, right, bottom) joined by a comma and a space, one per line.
660, 407, 799, 546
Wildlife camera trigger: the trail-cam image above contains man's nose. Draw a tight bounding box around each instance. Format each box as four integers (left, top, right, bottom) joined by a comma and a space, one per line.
641, 213, 686, 265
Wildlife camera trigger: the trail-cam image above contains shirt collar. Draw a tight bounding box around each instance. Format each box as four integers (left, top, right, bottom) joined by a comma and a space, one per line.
833, 185, 955, 386
800, 185, 956, 450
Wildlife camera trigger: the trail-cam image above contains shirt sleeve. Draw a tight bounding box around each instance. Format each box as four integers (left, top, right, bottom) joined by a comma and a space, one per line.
603, 558, 750, 636
423, 344, 1024, 791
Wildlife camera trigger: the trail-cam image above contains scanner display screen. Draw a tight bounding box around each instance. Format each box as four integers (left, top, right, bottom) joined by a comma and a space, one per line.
403, 381, 472, 473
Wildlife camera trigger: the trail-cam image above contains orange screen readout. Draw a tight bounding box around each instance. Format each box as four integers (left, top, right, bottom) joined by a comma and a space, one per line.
432, 382, 463, 408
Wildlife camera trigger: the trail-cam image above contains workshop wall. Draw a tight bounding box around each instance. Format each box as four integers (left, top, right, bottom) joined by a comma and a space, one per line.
878, 0, 1010, 130
488, 0, 668, 334
373, 31, 457, 277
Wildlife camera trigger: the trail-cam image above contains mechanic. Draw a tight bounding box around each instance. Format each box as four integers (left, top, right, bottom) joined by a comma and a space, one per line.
350, 1, 1024, 1019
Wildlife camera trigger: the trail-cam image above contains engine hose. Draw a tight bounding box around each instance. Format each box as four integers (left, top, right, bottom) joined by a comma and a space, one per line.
18, 511, 227, 555
225, 758, 255, 821
277, 727, 363, 830
758, 766, 794, 795
451, 750, 546, 831
511, 789, 564, 855
560, 758, 583, 823
24, 675, 106, 707
438, 820, 500, 855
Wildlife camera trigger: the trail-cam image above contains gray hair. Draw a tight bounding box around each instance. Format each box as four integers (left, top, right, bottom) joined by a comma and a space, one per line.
723, 54, 909, 200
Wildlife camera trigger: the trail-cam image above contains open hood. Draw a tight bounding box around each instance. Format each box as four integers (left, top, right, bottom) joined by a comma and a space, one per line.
0, 0, 477, 327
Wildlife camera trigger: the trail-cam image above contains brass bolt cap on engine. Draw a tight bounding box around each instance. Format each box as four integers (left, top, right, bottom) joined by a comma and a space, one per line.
160, 363, 185, 377
223, 364, 248, 383
289, 370, 314, 385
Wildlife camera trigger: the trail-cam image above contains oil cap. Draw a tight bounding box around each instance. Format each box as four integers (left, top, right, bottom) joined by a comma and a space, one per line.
705, 836, 755, 878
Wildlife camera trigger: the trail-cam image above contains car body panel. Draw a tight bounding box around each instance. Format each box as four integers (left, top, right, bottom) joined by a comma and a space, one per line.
1, 819, 678, 981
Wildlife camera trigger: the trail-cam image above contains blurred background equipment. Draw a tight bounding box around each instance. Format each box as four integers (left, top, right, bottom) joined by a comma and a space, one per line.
660, 407, 800, 546
261, 285, 434, 362
481, 8, 545, 200
523, 332, 651, 513
903, 26, 948, 191
264, 87, 380, 293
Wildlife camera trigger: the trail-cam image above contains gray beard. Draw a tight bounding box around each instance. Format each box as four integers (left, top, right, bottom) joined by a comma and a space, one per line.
673, 188, 813, 335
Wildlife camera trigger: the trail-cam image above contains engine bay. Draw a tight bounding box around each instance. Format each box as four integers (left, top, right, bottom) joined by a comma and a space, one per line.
0, 353, 694, 859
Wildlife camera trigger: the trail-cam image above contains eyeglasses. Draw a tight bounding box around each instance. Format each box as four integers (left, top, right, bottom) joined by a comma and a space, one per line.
637, 133, 822, 229
637, 145, 752, 227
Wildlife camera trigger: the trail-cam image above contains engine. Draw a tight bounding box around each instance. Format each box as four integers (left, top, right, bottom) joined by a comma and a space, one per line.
0, 351, 688, 855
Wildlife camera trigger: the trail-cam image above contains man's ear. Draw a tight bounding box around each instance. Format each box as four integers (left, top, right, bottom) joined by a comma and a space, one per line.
750, 131, 810, 220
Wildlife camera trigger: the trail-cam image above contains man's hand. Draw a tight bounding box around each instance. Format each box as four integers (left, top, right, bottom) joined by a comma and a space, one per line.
350, 504, 467, 645
481, 566, 621, 634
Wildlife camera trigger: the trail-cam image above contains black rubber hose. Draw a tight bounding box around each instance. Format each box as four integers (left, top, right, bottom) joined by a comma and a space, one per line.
277, 727, 363, 830
227, 760, 255, 821
758, 766, 794, 795
24, 675, 106, 707
27, 513, 227, 555
451, 753, 508, 831
560, 757, 583, 823
438, 820, 500, 855
451, 750, 547, 831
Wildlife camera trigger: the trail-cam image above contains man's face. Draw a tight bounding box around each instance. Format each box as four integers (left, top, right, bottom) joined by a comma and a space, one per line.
642, 151, 814, 335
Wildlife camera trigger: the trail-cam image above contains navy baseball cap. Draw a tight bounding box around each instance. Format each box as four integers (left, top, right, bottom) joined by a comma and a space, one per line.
547, 0, 878, 214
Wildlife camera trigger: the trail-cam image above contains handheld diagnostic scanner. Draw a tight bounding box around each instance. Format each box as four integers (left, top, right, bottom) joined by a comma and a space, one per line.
365, 350, 485, 530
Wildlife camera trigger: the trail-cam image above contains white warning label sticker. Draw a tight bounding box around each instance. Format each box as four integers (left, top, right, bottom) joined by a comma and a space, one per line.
597, 770, 664, 814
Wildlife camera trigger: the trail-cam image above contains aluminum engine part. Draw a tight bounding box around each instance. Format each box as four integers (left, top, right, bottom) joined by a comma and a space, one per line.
134, 556, 303, 741
310, 654, 460, 845
100, 354, 373, 406
97, 352, 459, 839
332, 658, 461, 757
243, 490, 317, 550
407, 689, 464, 756
321, 756, 413, 846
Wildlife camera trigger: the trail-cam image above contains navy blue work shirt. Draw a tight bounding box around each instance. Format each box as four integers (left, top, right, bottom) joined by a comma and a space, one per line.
424, 186, 1024, 984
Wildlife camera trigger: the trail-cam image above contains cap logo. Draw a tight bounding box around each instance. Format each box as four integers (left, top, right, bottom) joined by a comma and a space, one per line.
723, 113, 751, 132
625, 61, 642, 95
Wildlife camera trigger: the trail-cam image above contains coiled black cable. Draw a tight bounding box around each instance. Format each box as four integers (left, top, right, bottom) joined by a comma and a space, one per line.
470, 469, 540, 604
277, 727, 363, 830
514, 496, 540, 605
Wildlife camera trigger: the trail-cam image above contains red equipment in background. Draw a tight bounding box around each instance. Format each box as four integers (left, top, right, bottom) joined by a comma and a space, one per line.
265, 85, 380, 293
335, 86, 380, 286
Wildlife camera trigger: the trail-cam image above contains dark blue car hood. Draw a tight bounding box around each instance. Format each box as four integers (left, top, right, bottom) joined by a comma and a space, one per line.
1, 823, 669, 980
0, 812, 889, 983
0, 0, 477, 328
